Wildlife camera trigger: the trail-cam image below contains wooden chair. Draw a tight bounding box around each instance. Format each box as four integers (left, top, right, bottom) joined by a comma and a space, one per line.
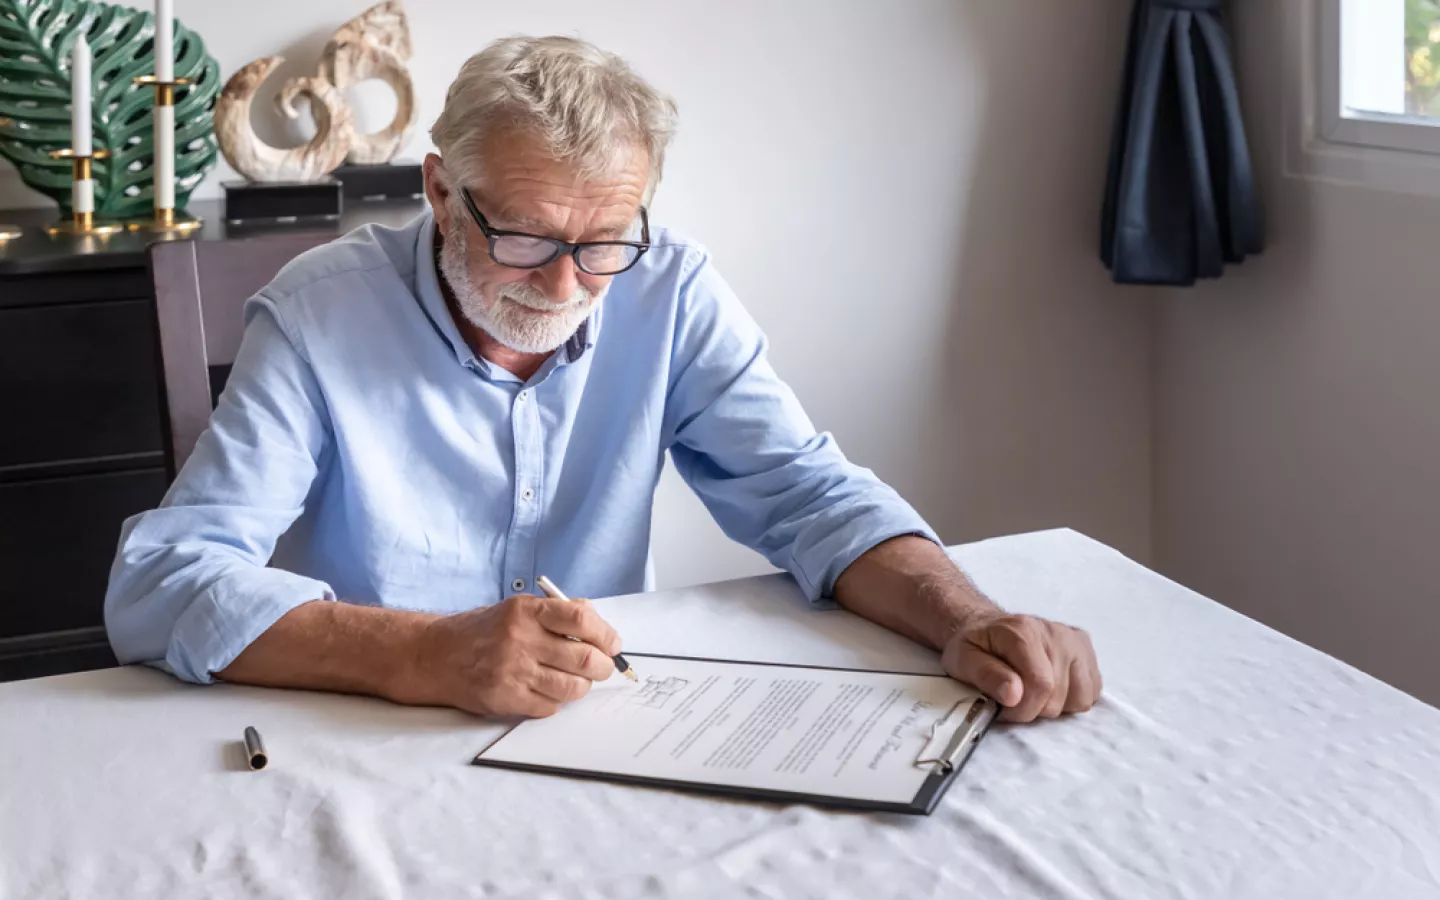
148, 234, 334, 474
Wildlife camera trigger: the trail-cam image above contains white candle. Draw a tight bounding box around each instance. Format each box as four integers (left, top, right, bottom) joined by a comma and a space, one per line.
155, 0, 173, 82
155, 104, 175, 210
70, 35, 91, 157
153, 0, 175, 211
74, 176, 95, 216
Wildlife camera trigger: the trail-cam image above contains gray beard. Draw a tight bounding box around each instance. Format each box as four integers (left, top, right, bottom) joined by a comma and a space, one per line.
437, 220, 602, 354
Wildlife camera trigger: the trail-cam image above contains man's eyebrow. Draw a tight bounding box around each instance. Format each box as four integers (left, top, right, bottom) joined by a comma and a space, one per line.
589, 220, 635, 239
493, 208, 635, 240
490, 208, 555, 233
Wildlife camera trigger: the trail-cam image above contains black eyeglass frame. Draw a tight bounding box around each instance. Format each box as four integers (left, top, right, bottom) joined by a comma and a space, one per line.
458, 186, 651, 276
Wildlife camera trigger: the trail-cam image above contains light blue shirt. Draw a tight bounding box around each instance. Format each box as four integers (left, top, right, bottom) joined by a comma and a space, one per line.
105, 212, 937, 684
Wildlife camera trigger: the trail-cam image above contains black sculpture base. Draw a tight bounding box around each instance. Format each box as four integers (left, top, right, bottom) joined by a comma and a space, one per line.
223, 179, 343, 225
333, 162, 424, 201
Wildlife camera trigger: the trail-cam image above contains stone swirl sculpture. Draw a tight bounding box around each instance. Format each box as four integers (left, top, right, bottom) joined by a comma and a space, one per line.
212, 0, 415, 183
321, 0, 417, 166
213, 56, 355, 183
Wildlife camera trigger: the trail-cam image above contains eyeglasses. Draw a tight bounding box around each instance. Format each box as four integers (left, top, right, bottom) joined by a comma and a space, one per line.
458, 187, 651, 276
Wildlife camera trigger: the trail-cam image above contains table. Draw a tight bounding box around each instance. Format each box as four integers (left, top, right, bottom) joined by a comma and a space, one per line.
3, 529, 1439, 899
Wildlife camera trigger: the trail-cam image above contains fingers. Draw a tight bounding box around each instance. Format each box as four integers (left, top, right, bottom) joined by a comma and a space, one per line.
465, 662, 591, 718
536, 634, 616, 682
1065, 656, 1094, 714
531, 665, 594, 705
1082, 627, 1103, 699
942, 640, 1023, 708
457, 668, 563, 719
489, 690, 560, 719
1065, 626, 1103, 713
1040, 657, 1070, 719
984, 619, 1055, 723
533, 596, 622, 656
958, 616, 1103, 723
438, 597, 613, 718
524, 692, 561, 719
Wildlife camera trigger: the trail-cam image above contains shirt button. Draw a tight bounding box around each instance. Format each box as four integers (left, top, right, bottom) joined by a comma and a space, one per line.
521, 488, 535, 502
517, 390, 528, 403
512, 578, 526, 592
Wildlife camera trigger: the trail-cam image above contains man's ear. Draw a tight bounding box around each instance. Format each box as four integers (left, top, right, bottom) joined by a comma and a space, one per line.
423, 153, 453, 233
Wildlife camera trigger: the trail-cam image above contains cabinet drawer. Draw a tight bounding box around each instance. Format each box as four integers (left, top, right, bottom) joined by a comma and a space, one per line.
0, 299, 164, 469
0, 639, 117, 682
0, 468, 168, 639
0, 268, 155, 309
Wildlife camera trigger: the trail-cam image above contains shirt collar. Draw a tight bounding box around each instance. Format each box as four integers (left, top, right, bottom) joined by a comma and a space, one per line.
413, 210, 601, 372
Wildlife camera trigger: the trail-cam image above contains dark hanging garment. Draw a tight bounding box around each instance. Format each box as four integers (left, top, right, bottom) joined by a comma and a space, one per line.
1101, 0, 1264, 286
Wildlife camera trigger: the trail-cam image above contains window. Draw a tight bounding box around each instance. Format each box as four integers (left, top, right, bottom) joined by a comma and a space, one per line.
1322, 0, 1440, 155
1404, 1, 1440, 116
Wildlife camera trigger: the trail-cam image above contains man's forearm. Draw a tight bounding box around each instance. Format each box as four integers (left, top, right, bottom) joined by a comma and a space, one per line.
832, 535, 999, 650
217, 600, 437, 703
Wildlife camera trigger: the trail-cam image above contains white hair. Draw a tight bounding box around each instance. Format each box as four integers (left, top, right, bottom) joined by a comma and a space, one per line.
430, 35, 678, 198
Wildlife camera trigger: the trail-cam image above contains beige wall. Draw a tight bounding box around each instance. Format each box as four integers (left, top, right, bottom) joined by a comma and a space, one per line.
1154, 0, 1440, 705
0, 1, 1154, 589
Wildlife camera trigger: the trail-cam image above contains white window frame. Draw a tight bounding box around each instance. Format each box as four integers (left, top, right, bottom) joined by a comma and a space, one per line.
1289, 0, 1440, 196
1320, 0, 1440, 154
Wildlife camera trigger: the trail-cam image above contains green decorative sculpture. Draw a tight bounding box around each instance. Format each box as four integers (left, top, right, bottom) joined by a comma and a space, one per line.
0, 0, 220, 217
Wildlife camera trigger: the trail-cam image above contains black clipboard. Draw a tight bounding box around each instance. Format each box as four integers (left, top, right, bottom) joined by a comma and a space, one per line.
471, 654, 1000, 816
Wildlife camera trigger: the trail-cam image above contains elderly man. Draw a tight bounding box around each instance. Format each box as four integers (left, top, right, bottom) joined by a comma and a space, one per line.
106, 36, 1100, 724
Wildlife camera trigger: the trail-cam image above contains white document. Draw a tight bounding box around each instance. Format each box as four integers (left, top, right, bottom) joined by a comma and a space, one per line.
475, 656, 992, 807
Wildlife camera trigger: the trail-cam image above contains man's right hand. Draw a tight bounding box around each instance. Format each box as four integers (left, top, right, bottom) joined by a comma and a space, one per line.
400, 594, 622, 718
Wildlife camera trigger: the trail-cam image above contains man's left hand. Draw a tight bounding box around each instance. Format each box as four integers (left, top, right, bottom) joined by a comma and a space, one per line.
942, 612, 1102, 723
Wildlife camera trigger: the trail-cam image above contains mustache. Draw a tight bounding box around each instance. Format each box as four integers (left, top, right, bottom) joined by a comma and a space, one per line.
497, 280, 597, 312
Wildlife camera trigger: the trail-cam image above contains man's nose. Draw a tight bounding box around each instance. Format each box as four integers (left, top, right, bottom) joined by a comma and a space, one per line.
531, 253, 580, 303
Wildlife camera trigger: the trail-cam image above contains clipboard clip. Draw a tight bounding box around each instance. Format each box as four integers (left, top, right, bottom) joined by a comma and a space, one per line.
914, 697, 994, 774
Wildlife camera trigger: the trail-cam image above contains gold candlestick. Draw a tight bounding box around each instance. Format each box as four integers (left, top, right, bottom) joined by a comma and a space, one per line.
126, 75, 202, 234
44, 149, 123, 236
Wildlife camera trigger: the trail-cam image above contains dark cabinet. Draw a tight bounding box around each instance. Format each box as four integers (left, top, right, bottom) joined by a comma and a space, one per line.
0, 298, 164, 470
0, 468, 168, 681
0, 270, 169, 681
0, 468, 169, 640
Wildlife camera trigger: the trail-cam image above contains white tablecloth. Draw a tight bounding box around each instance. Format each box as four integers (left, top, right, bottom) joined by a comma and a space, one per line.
3, 529, 1438, 899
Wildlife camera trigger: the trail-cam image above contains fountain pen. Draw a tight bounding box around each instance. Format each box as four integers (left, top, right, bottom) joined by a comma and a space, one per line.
535, 575, 639, 682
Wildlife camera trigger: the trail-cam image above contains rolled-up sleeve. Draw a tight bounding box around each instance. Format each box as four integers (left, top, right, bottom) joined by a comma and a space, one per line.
104, 296, 335, 683
662, 251, 939, 605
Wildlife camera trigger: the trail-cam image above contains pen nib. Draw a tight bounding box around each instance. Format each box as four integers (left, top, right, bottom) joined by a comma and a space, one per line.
623, 668, 639, 682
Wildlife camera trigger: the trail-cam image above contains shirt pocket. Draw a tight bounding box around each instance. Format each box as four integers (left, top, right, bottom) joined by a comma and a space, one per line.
374, 492, 510, 611
375, 506, 466, 605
